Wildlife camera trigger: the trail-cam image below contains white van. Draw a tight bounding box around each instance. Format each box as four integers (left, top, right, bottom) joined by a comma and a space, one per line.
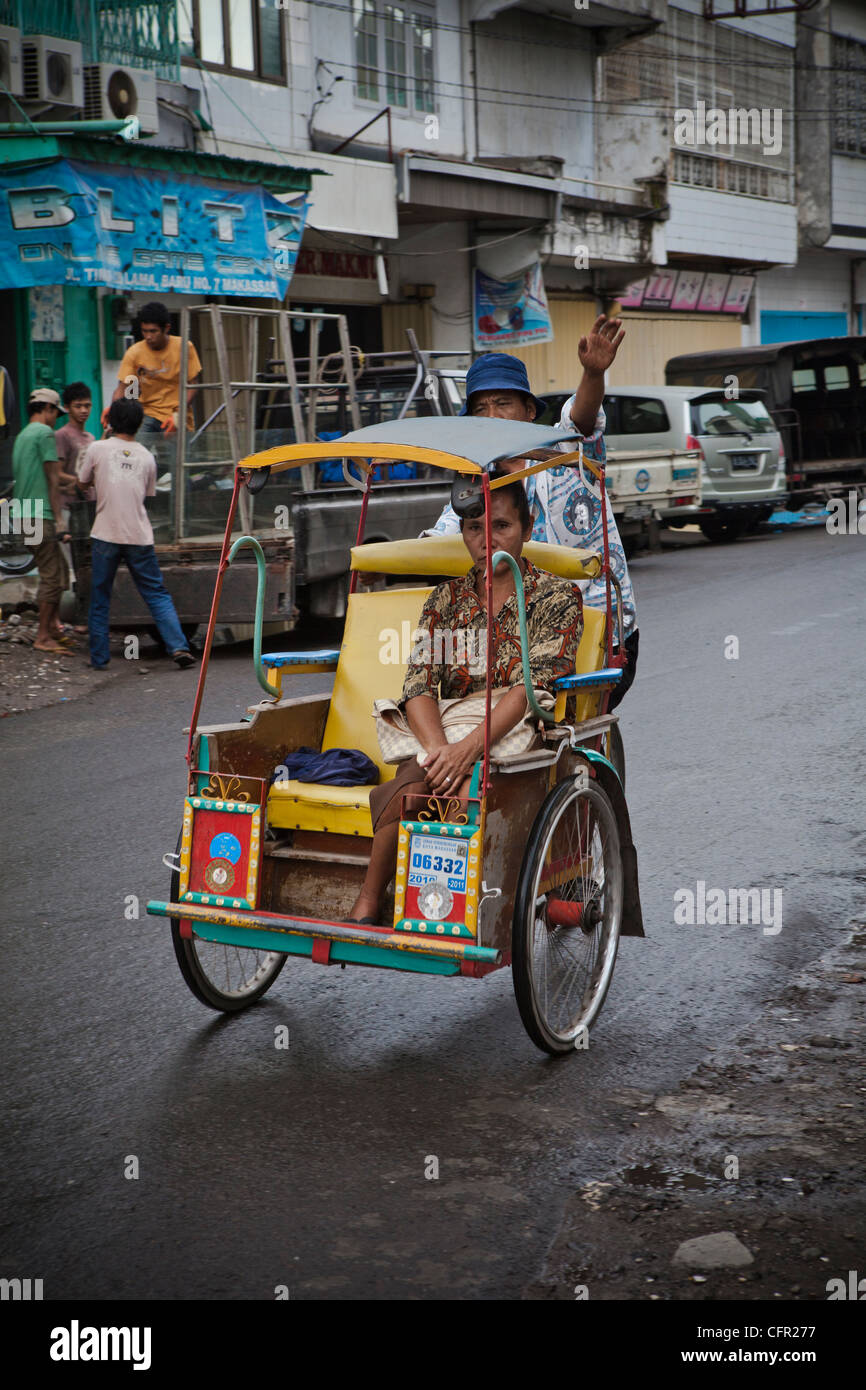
603, 386, 788, 541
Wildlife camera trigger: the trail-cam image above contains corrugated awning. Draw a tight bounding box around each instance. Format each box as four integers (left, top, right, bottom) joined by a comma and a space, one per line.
0, 134, 321, 193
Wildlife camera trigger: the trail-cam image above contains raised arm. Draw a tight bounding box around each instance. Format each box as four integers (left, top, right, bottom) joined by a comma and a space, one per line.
569, 315, 625, 435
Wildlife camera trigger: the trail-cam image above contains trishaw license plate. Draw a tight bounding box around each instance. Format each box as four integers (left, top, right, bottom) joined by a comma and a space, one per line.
408, 835, 468, 893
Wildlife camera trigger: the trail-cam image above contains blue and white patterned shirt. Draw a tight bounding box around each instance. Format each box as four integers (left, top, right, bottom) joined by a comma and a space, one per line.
423, 395, 637, 637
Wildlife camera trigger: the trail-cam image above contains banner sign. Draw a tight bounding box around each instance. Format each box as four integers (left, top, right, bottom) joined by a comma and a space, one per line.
295, 249, 376, 279
618, 270, 754, 315
473, 262, 553, 349
0, 159, 308, 297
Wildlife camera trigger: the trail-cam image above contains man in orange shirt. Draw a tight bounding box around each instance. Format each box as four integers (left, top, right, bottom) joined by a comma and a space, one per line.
103, 301, 201, 435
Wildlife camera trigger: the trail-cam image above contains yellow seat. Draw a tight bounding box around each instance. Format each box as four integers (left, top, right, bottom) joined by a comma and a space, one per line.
267, 586, 432, 837
566, 606, 610, 724
267, 571, 612, 838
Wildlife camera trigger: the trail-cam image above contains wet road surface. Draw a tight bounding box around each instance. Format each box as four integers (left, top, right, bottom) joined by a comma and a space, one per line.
3, 525, 865, 1299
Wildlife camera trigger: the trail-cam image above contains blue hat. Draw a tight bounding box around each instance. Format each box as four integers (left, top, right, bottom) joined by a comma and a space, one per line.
460, 353, 543, 419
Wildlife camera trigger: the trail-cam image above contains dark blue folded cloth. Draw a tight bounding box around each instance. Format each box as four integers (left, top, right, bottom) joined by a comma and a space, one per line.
274, 746, 380, 786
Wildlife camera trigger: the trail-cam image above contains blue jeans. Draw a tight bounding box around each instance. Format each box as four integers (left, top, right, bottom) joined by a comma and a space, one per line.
139, 415, 164, 433
89, 539, 189, 667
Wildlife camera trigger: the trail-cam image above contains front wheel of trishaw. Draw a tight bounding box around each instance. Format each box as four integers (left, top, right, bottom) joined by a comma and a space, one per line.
168, 838, 286, 1012
512, 776, 623, 1054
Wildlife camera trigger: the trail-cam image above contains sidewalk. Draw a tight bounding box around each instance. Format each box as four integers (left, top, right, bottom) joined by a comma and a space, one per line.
525, 926, 866, 1301
0, 598, 169, 715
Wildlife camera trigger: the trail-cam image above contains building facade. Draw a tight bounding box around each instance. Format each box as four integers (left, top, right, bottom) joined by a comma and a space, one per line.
1, 0, 862, 431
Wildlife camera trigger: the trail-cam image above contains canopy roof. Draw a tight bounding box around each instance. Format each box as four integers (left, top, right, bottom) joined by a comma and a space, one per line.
240, 416, 582, 476
0, 134, 317, 193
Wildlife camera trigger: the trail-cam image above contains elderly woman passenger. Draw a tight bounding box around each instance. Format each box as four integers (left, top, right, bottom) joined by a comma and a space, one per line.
349, 474, 584, 924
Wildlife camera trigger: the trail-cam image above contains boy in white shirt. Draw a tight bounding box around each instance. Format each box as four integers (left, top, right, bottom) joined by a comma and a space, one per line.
77, 398, 195, 671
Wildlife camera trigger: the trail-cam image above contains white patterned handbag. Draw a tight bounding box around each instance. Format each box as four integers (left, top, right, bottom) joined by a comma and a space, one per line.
372, 686, 555, 764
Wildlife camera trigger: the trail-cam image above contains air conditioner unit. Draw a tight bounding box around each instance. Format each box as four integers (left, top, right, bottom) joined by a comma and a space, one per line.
21, 35, 83, 108
0, 25, 24, 98
84, 63, 159, 135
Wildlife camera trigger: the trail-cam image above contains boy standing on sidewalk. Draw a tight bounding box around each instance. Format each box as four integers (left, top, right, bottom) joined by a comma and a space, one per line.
12, 388, 72, 653
77, 398, 195, 670
55, 381, 96, 632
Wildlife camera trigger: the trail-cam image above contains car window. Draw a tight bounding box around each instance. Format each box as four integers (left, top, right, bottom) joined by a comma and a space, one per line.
617, 397, 670, 434
690, 397, 775, 435
792, 368, 817, 392
823, 365, 850, 391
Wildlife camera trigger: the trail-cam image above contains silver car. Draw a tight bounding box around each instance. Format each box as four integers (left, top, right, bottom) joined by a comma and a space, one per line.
602, 386, 788, 541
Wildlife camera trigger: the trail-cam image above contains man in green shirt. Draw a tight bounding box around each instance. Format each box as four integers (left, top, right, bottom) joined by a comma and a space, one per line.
12, 388, 73, 653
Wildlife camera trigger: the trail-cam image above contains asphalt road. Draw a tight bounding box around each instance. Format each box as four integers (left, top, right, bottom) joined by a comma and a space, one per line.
3, 525, 865, 1300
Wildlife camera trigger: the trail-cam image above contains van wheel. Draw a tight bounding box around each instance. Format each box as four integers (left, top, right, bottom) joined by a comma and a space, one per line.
699, 518, 743, 543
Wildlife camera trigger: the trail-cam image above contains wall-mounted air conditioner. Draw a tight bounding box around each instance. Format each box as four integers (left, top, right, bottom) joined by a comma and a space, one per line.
84, 64, 159, 135
21, 35, 84, 108
0, 25, 24, 98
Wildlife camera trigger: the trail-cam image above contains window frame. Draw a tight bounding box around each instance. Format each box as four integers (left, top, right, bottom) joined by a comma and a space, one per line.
352, 1, 436, 116
832, 34, 866, 158
180, 0, 286, 85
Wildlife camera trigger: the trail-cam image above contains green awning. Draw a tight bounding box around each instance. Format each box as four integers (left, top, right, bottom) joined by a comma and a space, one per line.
0, 134, 321, 193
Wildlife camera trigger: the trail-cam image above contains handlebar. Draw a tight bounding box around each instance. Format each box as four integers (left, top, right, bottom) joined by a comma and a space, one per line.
489, 550, 556, 726
226, 535, 281, 700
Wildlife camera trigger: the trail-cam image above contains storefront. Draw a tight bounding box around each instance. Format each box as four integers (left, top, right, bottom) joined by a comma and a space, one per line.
0, 134, 313, 458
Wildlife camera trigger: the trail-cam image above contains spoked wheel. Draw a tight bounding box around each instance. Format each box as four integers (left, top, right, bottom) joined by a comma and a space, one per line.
168, 836, 285, 1012
512, 776, 623, 1054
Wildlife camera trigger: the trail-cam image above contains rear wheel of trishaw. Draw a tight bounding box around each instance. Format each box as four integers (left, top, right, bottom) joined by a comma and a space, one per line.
168, 836, 286, 1012
512, 776, 623, 1054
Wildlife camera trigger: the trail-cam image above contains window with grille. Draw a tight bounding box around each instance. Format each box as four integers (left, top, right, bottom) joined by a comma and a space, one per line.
600, 6, 794, 202
833, 35, 866, 157
353, 0, 435, 113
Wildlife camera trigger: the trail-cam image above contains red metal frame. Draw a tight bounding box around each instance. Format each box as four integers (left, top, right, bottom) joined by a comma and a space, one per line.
348, 468, 374, 596
481, 470, 494, 795
186, 470, 243, 767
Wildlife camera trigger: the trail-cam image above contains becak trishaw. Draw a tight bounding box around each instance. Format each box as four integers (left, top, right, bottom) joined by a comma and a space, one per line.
147, 418, 644, 1054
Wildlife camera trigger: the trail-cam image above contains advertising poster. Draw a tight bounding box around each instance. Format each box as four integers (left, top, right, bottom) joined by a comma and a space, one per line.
642, 269, 678, 309
473, 261, 553, 349
671, 269, 704, 311
723, 275, 756, 314
619, 278, 647, 308
697, 273, 731, 312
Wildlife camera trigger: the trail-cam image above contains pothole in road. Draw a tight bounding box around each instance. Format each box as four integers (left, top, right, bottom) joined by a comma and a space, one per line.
620, 1165, 715, 1191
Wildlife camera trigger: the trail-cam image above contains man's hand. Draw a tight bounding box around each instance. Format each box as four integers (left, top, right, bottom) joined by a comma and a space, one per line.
578, 313, 625, 378
570, 314, 626, 434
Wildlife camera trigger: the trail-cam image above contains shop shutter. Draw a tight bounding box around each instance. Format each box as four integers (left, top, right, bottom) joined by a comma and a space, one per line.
610, 313, 744, 387
509, 298, 598, 393
382, 303, 433, 353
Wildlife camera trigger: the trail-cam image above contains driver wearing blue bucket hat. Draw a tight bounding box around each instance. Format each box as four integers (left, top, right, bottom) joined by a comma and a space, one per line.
426, 316, 639, 707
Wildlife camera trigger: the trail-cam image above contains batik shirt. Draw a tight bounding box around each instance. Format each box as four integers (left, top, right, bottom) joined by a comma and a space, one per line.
401, 560, 583, 704
423, 397, 636, 637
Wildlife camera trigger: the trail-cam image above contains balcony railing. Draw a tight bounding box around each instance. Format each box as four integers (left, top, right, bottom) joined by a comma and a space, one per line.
0, 0, 179, 78
672, 149, 794, 204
